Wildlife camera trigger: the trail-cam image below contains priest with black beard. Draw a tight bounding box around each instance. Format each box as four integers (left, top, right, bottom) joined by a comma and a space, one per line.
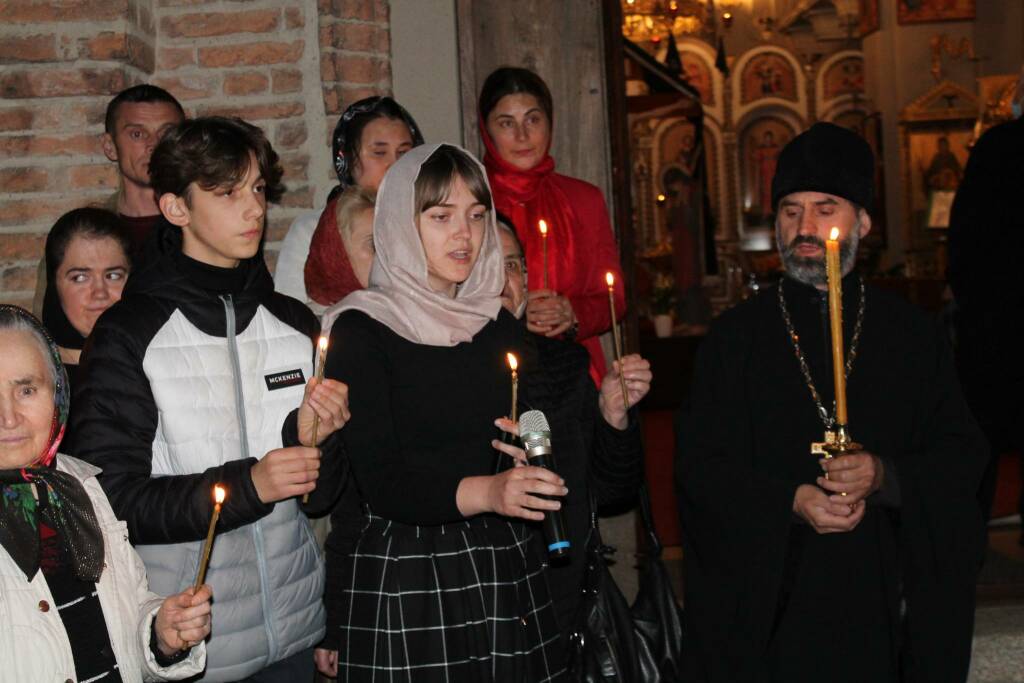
675, 122, 987, 683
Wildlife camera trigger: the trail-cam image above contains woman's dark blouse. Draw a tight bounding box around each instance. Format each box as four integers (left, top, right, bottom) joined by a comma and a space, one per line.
324, 308, 526, 525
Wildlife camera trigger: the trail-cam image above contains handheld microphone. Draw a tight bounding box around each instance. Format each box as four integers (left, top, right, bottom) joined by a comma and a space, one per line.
518, 410, 571, 560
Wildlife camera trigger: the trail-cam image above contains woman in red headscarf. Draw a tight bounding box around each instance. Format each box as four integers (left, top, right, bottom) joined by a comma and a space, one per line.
304, 187, 376, 308
479, 67, 625, 384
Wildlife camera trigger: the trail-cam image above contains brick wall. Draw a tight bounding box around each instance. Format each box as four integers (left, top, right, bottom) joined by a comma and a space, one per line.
0, 0, 392, 308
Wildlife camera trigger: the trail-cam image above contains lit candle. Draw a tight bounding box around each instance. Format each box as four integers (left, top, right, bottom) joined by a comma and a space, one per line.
507, 352, 519, 424
538, 219, 549, 290
605, 272, 630, 411
194, 485, 226, 590
825, 227, 848, 426
302, 335, 329, 504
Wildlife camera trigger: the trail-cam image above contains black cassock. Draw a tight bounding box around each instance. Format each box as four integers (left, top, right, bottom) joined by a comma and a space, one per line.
675, 274, 987, 683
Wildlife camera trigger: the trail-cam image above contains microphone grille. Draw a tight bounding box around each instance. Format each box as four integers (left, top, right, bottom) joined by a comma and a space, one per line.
518, 409, 550, 435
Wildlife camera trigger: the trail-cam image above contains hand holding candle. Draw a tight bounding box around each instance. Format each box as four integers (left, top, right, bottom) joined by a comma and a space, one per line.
605, 272, 630, 412
194, 485, 226, 590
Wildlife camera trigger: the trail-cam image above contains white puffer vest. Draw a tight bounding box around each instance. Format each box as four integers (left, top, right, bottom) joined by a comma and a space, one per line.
134, 301, 325, 682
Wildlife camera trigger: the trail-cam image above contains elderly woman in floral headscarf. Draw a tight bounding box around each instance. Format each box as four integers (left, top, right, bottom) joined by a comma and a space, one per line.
0, 304, 212, 683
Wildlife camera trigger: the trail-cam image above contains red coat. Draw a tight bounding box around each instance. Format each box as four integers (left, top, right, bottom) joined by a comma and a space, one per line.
482, 127, 626, 385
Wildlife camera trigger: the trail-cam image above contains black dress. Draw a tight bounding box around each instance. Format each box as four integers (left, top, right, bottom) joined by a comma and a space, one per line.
675, 275, 987, 683
323, 308, 566, 683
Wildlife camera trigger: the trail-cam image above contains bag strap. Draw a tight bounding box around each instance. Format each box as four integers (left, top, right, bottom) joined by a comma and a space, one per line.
637, 481, 663, 558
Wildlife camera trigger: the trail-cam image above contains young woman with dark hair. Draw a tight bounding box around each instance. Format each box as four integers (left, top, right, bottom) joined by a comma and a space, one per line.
479, 67, 626, 385
42, 207, 132, 453
274, 96, 424, 308
43, 208, 132, 373
313, 144, 566, 681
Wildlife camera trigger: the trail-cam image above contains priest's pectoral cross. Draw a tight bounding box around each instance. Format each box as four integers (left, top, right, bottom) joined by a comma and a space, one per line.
811, 430, 837, 458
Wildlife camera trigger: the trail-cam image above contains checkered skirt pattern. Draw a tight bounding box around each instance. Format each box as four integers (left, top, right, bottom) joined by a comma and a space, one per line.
336, 513, 567, 682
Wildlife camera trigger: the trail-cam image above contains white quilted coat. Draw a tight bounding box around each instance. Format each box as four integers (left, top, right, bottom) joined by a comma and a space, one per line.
0, 455, 206, 683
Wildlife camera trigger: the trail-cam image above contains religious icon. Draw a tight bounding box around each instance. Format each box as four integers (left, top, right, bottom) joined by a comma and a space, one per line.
906, 128, 971, 233
679, 51, 714, 106
823, 57, 865, 101
741, 53, 797, 105
897, 0, 975, 24
740, 118, 793, 228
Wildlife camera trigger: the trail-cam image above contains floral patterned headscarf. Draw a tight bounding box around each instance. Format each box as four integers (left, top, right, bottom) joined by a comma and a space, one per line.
0, 305, 68, 467
0, 305, 100, 582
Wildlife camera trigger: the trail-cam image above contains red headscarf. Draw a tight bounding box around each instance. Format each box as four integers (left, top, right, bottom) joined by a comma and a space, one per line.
480, 118, 574, 296
480, 119, 625, 384
304, 197, 365, 307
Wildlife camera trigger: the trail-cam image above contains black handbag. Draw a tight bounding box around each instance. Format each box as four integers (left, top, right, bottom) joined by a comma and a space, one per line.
630, 484, 685, 681
567, 484, 683, 682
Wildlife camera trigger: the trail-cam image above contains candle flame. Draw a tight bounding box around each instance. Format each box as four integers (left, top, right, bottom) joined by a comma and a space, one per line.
538, 219, 548, 236
829, 227, 840, 241
214, 485, 226, 504
506, 352, 518, 372
318, 336, 328, 351
605, 271, 615, 287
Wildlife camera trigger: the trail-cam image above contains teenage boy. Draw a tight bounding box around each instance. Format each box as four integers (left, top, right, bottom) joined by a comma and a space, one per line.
73, 117, 350, 682
33, 85, 186, 316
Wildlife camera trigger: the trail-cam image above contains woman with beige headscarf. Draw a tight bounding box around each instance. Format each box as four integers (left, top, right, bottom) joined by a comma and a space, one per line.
313, 144, 567, 681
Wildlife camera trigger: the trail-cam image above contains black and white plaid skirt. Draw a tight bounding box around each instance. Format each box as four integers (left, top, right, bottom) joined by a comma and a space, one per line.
333, 513, 567, 682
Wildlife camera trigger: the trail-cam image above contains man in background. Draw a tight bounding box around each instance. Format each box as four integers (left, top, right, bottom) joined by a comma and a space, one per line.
33, 85, 185, 314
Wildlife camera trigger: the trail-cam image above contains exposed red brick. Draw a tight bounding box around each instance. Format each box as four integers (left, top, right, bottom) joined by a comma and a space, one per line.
322, 86, 341, 115
1, 265, 39, 293
81, 31, 127, 61
275, 120, 307, 149
0, 0, 126, 23
279, 185, 312, 209
284, 7, 303, 29
125, 33, 155, 73
153, 75, 218, 100
333, 55, 384, 85
68, 164, 119, 190
158, 46, 195, 71
322, 22, 381, 53
197, 101, 304, 121
0, 34, 57, 64
223, 71, 269, 96
317, 0, 382, 21
31, 102, 106, 130
271, 68, 302, 94
0, 229, 45, 256
320, 56, 337, 83
0, 68, 125, 99
161, 8, 280, 39
198, 40, 303, 68
337, 85, 382, 108
0, 167, 48, 193
0, 108, 34, 132
0, 134, 103, 158
279, 153, 309, 182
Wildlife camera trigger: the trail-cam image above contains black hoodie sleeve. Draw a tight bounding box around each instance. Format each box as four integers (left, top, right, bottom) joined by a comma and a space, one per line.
72, 303, 273, 545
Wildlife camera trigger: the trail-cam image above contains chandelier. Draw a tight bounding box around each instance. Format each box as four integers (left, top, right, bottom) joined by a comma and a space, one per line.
622, 0, 709, 42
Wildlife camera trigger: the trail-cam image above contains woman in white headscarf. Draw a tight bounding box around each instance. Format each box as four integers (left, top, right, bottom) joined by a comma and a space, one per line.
314, 144, 567, 681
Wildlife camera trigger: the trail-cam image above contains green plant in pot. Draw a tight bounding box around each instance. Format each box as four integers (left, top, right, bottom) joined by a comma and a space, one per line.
650, 273, 676, 337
